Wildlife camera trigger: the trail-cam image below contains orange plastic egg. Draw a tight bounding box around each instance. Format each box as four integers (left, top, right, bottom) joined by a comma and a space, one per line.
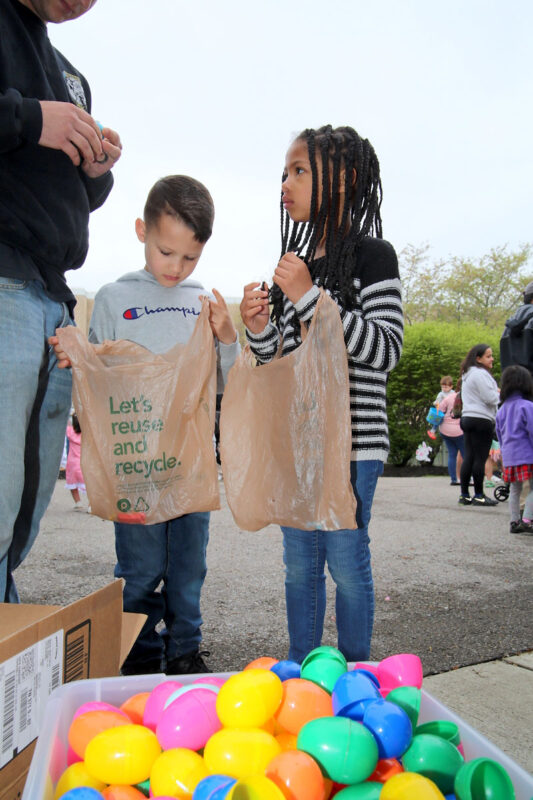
265, 749, 326, 800
274, 679, 333, 735
120, 692, 150, 725
68, 710, 131, 759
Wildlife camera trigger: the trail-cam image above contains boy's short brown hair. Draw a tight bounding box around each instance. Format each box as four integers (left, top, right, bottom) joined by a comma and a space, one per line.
144, 175, 214, 243
440, 376, 453, 386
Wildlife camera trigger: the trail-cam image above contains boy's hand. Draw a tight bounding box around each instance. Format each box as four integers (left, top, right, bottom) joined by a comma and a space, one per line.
240, 281, 270, 334
202, 289, 237, 344
48, 335, 71, 368
273, 252, 313, 305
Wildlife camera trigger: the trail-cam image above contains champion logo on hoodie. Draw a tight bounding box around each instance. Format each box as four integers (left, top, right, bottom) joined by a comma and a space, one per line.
123, 305, 200, 321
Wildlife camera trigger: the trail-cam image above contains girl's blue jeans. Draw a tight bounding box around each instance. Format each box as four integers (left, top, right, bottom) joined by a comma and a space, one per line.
281, 459, 383, 664
0, 276, 72, 602
440, 433, 465, 482
115, 512, 210, 671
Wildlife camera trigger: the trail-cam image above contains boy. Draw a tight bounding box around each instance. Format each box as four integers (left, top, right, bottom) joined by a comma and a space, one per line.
427, 376, 454, 440
52, 175, 239, 674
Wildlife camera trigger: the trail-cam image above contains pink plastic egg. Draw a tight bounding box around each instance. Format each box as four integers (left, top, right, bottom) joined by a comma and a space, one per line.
156, 687, 221, 751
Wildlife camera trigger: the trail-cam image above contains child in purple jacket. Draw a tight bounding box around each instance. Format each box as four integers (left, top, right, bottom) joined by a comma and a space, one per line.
495, 365, 533, 535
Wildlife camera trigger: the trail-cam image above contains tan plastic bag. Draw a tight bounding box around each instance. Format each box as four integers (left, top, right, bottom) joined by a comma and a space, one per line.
220, 290, 356, 531
56, 302, 220, 524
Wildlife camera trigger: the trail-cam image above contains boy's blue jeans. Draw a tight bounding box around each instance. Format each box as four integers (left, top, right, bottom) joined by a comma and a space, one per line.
0, 276, 72, 602
281, 459, 383, 664
115, 512, 210, 671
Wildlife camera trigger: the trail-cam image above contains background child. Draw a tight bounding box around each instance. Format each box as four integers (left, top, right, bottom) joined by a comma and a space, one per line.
436, 383, 464, 485
65, 413, 86, 511
52, 175, 239, 675
240, 125, 403, 663
495, 365, 533, 535
427, 376, 454, 440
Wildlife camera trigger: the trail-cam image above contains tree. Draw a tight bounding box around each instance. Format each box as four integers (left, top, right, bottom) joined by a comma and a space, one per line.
399, 243, 532, 328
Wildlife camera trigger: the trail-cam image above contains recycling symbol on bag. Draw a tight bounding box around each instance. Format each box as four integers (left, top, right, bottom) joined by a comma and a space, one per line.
117, 498, 131, 512
134, 497, 150, 512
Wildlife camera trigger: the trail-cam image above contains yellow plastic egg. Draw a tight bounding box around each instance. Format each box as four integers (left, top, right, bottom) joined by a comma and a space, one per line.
380, 772, 446, 799
84, 724, 161, 785
54, 762, 106, 799
150, 748, 208, 798
227, 775, 287, 799
203, 727, 281, 779
216, 669, 283, 728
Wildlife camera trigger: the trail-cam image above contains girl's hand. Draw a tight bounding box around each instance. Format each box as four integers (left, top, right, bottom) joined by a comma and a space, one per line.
48, 335, 71, 368
273, 252, 313, 304
202, 289, 237, 344
240, 281, 270, 334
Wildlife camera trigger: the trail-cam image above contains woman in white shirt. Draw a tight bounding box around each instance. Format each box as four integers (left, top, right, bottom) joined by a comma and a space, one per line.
459, 344, 499, 507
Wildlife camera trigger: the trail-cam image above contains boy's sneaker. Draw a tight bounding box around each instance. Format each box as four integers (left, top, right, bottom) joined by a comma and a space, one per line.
121, 659, 163, 676
166, 649, 211, 675
510, 520, 533, 535
458, 495, 472, 505
427, 429, 437, 440
471, 495, 498, 507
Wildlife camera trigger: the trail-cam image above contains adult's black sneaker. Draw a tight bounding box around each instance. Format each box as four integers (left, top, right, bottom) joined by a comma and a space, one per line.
471, 495, 498, 507
458, 495, 472, 505
166, 650, 211, 675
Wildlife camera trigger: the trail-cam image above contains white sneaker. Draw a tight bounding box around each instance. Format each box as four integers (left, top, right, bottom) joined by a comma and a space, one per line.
73, 502, 84, 512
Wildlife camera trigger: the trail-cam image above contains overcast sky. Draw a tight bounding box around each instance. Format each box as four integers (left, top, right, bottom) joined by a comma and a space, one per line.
50, 0, 533, 299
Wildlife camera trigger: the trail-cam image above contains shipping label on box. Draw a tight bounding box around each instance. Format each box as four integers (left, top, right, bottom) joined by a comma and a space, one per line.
0, 631, 63, 768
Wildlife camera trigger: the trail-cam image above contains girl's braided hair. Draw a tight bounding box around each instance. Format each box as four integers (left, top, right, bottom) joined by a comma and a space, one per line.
271, 125, 383, 326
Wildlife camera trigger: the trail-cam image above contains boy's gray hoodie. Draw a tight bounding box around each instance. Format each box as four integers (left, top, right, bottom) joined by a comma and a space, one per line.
89, 269, 239, 387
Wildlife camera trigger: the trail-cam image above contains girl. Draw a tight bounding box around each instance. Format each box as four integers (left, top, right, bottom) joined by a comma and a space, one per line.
495, 365, 533, 535
65, 413, 86, 511
437, 379, 465, 485
458, 344, 499, 506
240, 125, 403, 663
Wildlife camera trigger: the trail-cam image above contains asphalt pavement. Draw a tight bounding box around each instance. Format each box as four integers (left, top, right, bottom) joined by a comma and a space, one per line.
13, 473, 533, 777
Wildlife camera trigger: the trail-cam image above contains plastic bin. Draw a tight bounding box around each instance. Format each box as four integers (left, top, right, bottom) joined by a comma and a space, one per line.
22, 673, 533, 800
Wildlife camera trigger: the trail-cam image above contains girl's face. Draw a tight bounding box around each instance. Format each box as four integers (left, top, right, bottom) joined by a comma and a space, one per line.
477, 348, 494, 370
281, 139, 317, 223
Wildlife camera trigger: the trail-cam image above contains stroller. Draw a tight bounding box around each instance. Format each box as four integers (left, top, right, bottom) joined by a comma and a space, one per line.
494, 482, 510, 503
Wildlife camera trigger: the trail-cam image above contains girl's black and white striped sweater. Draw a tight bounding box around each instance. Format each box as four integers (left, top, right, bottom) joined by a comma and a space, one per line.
246, 237, 403, 462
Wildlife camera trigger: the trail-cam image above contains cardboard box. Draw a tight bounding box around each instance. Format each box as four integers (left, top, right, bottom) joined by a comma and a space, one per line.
0, 581, 143, 800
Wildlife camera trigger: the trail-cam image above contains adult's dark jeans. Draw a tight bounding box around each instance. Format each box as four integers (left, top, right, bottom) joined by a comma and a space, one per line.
460, 416, 494, 497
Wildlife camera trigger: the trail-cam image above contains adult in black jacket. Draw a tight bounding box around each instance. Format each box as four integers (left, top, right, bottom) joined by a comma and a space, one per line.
0, 0, 122, 601
500, 280, 533, 376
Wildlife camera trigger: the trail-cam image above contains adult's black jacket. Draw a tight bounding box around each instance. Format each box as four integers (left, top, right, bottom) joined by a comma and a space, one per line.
0, 0, 113, 305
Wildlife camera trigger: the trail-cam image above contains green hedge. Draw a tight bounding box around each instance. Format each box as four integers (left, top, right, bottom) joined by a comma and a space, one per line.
387, 322, 501, 466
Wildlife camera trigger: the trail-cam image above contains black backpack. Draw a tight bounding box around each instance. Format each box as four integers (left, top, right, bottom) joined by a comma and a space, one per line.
500, 306, 533, 375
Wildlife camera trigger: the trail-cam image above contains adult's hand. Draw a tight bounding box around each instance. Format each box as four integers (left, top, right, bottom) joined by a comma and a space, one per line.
38, 100, 104, 165
82, 126, 122, 178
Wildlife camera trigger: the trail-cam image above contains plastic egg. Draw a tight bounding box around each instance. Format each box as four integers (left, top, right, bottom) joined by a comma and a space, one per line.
143, 681, 184, 732
157, 687, 221, 750
275, 731, 298, 751
265, 749, 325, 800
102, 787, 147, 800
150, 748, 208, 798
164, 683, 220, 711
300, 647, 347, 694
297, 715, 378, 785
369, 758, 404, 783
57, 790, 104, 800
119, 692, 150, 724
203, 727, 281, 779
334, 784, 384, 799
66, 744, 82, 766
192, 774, 236, 800
226, 775, 286, 799
386, 686, 422, 729
193, 676, 227, 688
274, 678, 333, 735
270, 660, 301, 681
380, 772, 446, 799
68, 710, 131, 758
415, 720, 461, 749
84, 723, 161, 785
332, 670, 382, 720
377, 654, 423, 696
244, 657, 279, 670
453, 757, 516, 800
73, 702, 128, 721
402, 733, 464, 795
216, 669, 283, 728
54, 762, 106, 800
362, 699, 413, 759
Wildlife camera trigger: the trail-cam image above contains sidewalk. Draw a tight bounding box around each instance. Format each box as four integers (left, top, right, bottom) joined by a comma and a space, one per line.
13, 474, 533, 776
